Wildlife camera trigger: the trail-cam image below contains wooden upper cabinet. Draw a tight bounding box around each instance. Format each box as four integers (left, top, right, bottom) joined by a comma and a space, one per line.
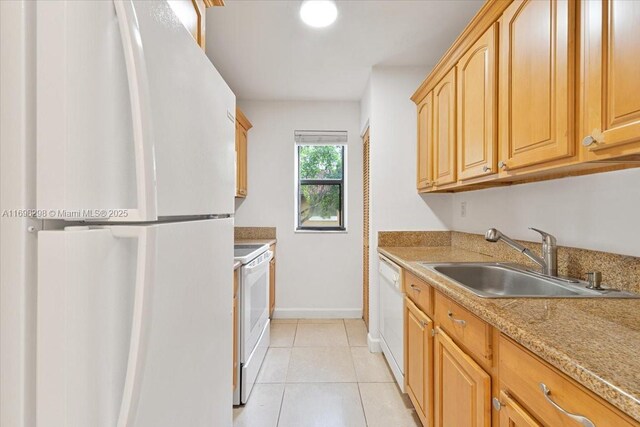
457, 24, 497, 181
434, 329, 491, 427
168, 0, 207, 49
498, 0, 575, 171
235, 108, 252, 198
433, 69, 457, 186
417, 92, 434, 191
405, 298, 434, 427
581, 0, 640, 160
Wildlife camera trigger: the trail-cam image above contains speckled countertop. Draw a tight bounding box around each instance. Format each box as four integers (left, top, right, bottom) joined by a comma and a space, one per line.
379, 246, 640, 422
235, 238, 277, 247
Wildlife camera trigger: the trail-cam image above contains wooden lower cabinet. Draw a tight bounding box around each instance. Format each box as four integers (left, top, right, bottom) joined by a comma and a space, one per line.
434, 328, 491, 427
269, 244, 276, 317
499, 335, 638, 427
401, 272, 639, 426
232, 268, 239, 390
498, 391, 542, 427
405, 298, 434, 427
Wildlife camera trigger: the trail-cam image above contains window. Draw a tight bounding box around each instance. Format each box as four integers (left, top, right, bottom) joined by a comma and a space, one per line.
295, 131, 347, 231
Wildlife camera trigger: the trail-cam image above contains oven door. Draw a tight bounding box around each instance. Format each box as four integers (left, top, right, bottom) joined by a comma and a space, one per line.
241, 250, 273, 362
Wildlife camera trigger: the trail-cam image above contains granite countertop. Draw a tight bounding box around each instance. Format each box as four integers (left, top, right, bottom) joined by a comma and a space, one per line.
379, 246, 640, 422
235, 238, 277, 246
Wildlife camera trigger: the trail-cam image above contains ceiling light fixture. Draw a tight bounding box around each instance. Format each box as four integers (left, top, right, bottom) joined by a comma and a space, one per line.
300, 0, 338, 28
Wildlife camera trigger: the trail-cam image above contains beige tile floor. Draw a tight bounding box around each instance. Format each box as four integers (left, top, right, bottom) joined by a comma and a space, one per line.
233, 318, 421, 427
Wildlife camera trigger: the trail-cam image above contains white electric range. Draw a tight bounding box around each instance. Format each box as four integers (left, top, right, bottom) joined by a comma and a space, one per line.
233, 244, 273, 405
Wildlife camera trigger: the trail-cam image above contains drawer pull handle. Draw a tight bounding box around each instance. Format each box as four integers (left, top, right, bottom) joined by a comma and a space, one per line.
447, 311, 466, 327
539, 383, 595, 427
410, 284, 422, 292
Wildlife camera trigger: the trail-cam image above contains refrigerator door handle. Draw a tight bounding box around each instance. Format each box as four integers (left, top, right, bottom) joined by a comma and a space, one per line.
114, 0, 158, 222
111, 226, 157, 427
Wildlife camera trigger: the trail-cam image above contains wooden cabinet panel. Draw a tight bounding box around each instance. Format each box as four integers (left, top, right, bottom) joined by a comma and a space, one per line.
499, 335, 638, 427
404, 271, 433, 316
233, 268, 239, 390
457, 24, 497, 181
434, 328, 491, 427
269, 244, 276, 318
235, 108, 251, 198
168, 0, 207, 49
417, 92, 434, 191
498, 391, 542, 427
433, 68, 457, 186
405, 298, 434, 427
499, 0, 575, 171
581, 0, 640, 160
434, 292, 492, 364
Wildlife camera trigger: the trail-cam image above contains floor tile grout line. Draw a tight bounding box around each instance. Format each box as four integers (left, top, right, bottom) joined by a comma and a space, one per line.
282, 322, 296, 383
276, 319, 295, 427
356, 382, 370, 427
274, 383, 286, 427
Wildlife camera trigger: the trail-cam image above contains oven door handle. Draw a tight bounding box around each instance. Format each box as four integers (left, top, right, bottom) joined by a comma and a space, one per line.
245, 251, 273, 271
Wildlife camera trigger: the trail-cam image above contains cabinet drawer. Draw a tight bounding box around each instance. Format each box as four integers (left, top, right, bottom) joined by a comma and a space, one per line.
404, 271, 432, 315
499, 335, 637, 427
434, 292, 492, 362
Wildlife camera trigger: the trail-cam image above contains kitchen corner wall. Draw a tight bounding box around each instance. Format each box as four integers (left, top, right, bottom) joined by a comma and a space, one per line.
363, 66, 453, 345
234, 100, 363, 318
451, 167, 640, 257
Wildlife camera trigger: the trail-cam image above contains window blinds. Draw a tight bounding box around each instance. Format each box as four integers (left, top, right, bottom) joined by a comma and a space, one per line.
294, 130, 348, 144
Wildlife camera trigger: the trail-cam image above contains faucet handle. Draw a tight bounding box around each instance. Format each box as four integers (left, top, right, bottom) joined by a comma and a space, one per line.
529, 227, 557, 245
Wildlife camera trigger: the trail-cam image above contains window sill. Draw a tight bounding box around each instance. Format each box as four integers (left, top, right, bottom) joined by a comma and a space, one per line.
294, 228, 348, 234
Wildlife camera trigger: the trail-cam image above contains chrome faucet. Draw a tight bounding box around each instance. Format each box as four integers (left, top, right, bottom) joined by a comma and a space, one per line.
485, 227, 557, 276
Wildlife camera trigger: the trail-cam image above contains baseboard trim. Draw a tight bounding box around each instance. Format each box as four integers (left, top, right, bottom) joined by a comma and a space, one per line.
273, 308, 362, 319
367, 333, 381, 353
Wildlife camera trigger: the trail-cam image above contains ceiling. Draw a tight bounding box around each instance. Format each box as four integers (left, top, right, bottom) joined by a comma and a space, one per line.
205, 0, 484, 101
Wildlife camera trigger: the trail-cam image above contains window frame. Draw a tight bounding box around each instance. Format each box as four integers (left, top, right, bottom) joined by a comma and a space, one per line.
295, 143, 347, 232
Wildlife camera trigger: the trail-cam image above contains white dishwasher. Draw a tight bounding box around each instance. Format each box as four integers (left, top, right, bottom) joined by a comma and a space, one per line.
378, 254, 405, 391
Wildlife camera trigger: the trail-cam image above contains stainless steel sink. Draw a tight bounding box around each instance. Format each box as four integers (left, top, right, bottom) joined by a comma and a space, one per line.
419, 262, 640, 298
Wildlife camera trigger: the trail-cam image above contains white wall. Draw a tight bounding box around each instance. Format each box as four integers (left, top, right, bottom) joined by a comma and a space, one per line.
366, 67, 452, 344
359, 76, 371, 134
235, 100, 363, 318
452, 167, 640, 257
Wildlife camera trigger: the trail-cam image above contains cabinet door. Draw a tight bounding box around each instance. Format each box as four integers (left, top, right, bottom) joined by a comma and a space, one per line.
269, 258, 276, 318
581, 0, 640, 160
405, 298, 433, 427
457, 25, 497, 181
235, 124, 248, 197
168, 0, 207, 49
417, 92, 434, 191
433, 68, 457, 186
498, 391, 542, 427
499, 0, 574, 171
434, 329, 491, 427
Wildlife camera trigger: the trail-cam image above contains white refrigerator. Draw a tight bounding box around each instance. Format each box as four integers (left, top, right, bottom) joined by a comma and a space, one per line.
29, 1, 234, 426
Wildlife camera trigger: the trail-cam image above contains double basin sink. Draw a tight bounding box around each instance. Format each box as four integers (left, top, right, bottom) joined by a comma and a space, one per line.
421, 262, 640, 298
